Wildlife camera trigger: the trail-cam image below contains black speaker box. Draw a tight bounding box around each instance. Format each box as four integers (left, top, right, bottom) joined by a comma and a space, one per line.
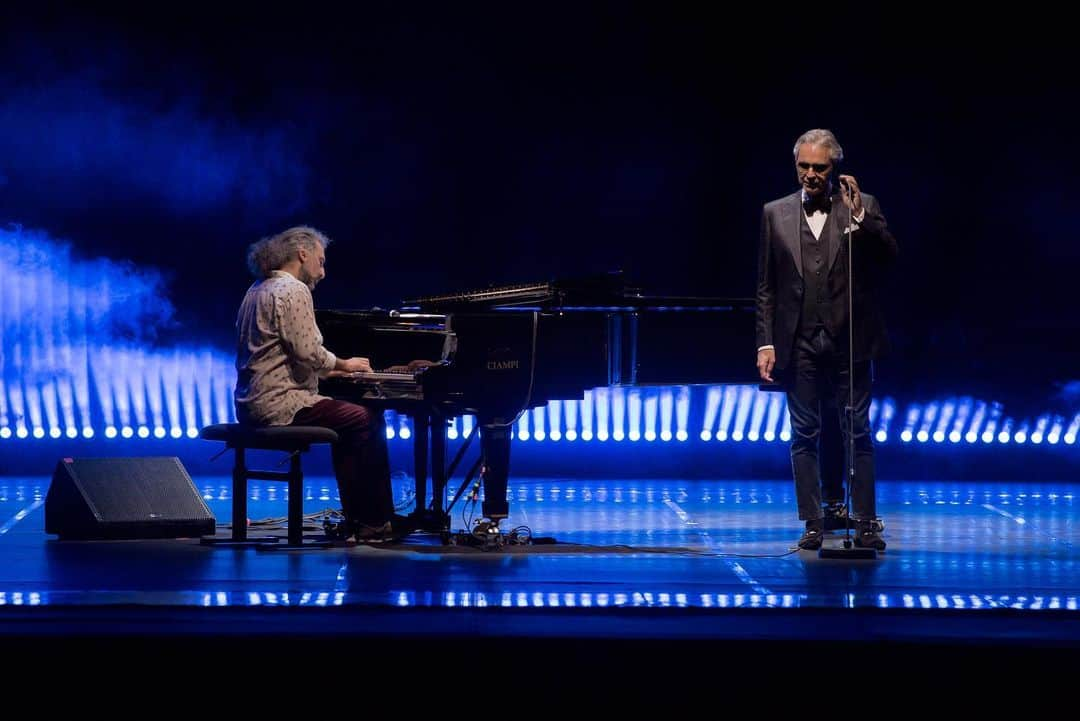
45, 457, 216, 540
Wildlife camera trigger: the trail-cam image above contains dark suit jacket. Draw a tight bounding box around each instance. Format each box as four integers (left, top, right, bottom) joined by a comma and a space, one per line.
755, 190, 898, 371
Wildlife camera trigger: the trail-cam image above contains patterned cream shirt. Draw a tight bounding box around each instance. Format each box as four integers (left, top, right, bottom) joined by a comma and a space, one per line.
234, 270, 337, 426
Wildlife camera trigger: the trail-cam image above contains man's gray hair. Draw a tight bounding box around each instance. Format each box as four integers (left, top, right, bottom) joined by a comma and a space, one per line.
246, 225, 332, 279
792, 129, 844, 164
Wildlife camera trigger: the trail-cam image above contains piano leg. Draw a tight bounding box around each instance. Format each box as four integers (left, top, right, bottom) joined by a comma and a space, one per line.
479, 422, 511, 521
408, 410, 452, 533
411, 412, 429, 515
430, 412, 447, 521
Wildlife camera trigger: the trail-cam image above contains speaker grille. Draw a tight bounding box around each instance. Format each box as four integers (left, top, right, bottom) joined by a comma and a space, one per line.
46, 457, 216, 540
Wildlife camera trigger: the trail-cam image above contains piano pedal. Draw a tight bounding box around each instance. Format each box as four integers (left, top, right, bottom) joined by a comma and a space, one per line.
448, 519, 506, 550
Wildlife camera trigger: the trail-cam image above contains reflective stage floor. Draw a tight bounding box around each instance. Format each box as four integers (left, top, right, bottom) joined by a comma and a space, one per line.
2, 475, 1077, 705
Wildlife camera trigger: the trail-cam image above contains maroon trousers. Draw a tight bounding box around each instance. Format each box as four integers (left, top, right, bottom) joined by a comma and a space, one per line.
292, 399, 394, 526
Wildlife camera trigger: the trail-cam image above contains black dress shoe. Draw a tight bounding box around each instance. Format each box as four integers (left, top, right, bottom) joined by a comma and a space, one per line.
823, 502, 849, 531
798, 520, 824, 550
854, 522, 886, 550
823, 503, 885, 533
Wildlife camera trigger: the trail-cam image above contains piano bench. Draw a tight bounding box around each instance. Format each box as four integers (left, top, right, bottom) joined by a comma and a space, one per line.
198, 423, 339, 550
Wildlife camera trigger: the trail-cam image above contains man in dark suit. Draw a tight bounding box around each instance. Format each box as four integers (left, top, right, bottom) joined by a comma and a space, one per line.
755, 129, 896, 551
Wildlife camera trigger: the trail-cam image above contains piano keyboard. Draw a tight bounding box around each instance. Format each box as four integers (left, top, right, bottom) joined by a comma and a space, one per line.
346, 370, 421, 383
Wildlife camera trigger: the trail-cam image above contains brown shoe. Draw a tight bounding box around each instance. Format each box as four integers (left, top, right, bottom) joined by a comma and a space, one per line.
352, 521, 392, 543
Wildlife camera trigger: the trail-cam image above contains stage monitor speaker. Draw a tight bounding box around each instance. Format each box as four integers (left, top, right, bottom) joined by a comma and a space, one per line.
45, 457, 216, 540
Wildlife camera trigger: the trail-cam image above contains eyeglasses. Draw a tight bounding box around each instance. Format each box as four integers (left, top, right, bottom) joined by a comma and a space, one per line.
797, 162, 831, 173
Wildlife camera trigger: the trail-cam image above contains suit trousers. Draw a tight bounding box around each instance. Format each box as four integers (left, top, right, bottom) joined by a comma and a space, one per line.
786, 326, 877, 521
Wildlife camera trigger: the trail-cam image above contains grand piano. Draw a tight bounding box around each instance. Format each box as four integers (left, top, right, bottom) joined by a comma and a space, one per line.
317, 272, 756, 535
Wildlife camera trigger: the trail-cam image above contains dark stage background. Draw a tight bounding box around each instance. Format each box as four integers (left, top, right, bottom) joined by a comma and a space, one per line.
1, 5, 1076, 419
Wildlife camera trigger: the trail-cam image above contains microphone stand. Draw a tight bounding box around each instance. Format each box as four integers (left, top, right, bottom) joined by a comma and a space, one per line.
820, 182, 878, 560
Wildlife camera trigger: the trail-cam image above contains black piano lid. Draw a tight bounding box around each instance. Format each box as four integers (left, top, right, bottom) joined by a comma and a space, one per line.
401, 270, 752, 313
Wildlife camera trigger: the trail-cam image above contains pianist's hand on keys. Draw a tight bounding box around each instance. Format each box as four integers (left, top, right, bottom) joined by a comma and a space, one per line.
383, 359, 439, 374
331, 360, 440, 382
323, 356, 372, 379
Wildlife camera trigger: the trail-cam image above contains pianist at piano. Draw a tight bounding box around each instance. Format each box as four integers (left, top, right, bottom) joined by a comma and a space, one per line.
234, 225, 415, 542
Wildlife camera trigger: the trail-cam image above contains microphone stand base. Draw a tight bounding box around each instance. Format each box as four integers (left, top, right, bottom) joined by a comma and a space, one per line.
818, 541, 878, 560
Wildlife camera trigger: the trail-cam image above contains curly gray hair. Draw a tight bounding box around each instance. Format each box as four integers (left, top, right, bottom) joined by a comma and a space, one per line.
246, 225, 332, 279
792, 129, 844, 164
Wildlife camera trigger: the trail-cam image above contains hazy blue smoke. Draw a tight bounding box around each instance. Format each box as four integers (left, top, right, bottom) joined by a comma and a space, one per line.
0, 225, 235, 436
0, 70, 311, 215
0, 224, 175, 353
